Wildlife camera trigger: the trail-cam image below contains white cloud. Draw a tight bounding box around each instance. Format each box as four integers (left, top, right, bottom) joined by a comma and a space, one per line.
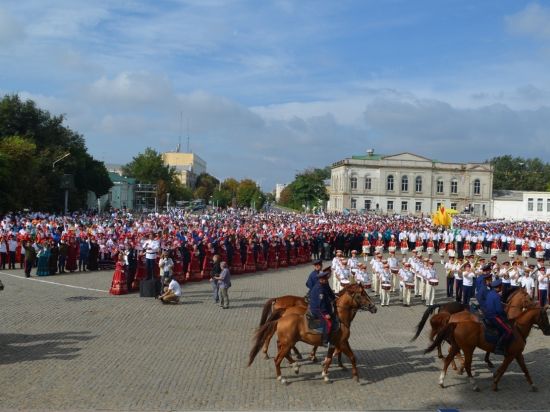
506, 3, 550, 39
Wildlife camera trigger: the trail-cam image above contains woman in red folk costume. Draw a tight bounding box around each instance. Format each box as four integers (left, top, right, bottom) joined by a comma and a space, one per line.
490, 239, 500, 256
231, 240, 243, 274
508, 239, 517, 258
475, 240, 484, 256
414, 237, 423, 253
132, 241, 147, 290
187, 243, 202, 281
267, 239, 278, 269
388, 236, 397, 254
109, 253, 128, 295
171, 243, 185, 284
66, 237, 79, 272
277, 240, 288, 267
219, 238, 228, 265
201, 242, 215, 280
256, 241, 268, 271
362, 237, 371, 260
521, 238, 530, 258
438, 239, 446, 264
447, 241, 455, 258
426, 238, 435, 255
244, 239, 257, 272
289, 238, 298, 266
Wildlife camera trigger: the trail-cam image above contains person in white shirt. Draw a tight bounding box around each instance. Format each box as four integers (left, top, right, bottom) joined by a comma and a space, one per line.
387, 250, 399, 293
379, 264, 392, 306
424, 260, 438, 306
143, 233, 160, 279
399, 262, 415, 306
347, 250, 360, 272
371, 254, 383, 297
158, 251, 174, 286
354, 263, 371, 288
461, 263, 475, 306
7, 235, 18, 269
520, 268, 535, 298
537, 268, 548, 306
157, 276, 182, 304
444, 256, 456, 298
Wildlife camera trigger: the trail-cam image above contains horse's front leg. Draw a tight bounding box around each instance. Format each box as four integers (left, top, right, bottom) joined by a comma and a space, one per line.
514, 353, 537, 392
492, 353, 514, 391
321, 345, 336, 383
484, 351, 494, 368
309, 346, 319, 362
292, 345, 303, 360
339, 341, 359, 382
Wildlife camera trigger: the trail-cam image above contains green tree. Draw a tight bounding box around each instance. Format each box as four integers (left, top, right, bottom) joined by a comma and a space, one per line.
236, 179, 264, 209
491, 155, 550, 191
194, 173, 220, 202
279, 168, 329, 211
122, 148, 175, 184
0, 94, 112, 212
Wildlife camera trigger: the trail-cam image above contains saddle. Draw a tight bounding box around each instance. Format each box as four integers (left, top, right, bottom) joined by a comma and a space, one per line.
448, 306, 499, 345
305, 311, 340, 335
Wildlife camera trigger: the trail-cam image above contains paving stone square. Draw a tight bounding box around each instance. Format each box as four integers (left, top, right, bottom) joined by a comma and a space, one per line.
0, 260, 548, 411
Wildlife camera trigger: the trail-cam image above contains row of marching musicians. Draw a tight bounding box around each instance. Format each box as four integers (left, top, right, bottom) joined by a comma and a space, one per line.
443, 254, 549, 306
330, 249, 439, 307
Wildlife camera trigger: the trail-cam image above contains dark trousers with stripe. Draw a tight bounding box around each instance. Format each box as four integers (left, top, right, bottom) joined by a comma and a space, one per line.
462, 285, 472, 305
455, 279, 463, 302
539, 289, 548, 307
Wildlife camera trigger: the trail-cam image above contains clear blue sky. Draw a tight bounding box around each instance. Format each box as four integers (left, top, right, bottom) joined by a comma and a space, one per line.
1, 1, 549, 189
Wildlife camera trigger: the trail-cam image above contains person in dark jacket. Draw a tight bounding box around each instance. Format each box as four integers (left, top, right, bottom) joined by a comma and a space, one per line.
483, 279, 513, 356
210, 254, 222, 303
308, 270, 336, 346
305, 259, 323, 291
475, 264, 493, 307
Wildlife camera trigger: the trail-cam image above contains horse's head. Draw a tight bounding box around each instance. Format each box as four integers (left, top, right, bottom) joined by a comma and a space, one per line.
537, 305, 550, 336
507, 288, 535, 320
343, 284, 377, 313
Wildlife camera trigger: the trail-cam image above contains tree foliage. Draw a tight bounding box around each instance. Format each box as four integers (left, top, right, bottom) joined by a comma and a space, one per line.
490, 155, 550, 191
278, 168, 329, 211
0, 94, 112, 212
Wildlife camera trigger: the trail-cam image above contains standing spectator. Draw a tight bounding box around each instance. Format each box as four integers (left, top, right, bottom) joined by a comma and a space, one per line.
88, 237, 99, 271
215, 261, 231, 309
36, 240, 51, 277
0, 235, 7, 269
210, 254, 222, 303
143, 233, 160, 279
23, 240, 36, 278
66, 237, 79, 272
58, 239, 68, 273
158, 251, 174, 286
49, 240, 59, 275
126, 242, 138, 292
79, 236, 90, 271
7, 234, 17, 269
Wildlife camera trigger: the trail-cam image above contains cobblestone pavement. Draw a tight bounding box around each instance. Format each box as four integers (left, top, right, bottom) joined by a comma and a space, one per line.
0, 258, 548, 411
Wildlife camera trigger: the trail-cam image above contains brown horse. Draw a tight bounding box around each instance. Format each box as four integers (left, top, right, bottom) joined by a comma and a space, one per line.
426, 303, 550, 391
413, 289, 534, 370
249, 284, 376, 384
260, 286, 374, 365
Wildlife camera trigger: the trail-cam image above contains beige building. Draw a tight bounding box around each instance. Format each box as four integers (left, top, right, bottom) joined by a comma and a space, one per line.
493, 190, 550, 221
162, 152, 207, 187
329, 151, 493, 216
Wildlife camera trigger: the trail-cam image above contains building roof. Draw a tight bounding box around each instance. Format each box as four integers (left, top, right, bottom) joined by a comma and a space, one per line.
109, 172, 136, 184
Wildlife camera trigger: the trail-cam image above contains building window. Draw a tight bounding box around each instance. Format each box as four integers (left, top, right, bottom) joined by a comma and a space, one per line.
415, 201, 422, 212
436, 178, 444, 194
537, 198, 543, 212
527, 198, 533, 211
365, 177, 372, 190
387, 175, 394, 191
351, 198, 357, 209
350, 177, 357, 190
451, 202, 457, 210
401, 175, 408, 192
473, 179, 481, 195
387, 200, 394, 211
450, 179, 458, 194
547, 199, 550, 212
415, 176, 422, 192
364, 199, 371, 210
401, 201, 408, 211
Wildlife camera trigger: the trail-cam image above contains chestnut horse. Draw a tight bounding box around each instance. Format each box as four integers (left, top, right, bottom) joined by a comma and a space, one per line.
249, 284, 376, 384
260, 285, 376, 365
413, 288, 534, 370
425, 303, 550, 391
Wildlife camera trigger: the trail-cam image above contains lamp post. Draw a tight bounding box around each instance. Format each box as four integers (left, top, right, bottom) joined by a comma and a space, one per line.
52, 153, 71, 214
167, 193, 170, 212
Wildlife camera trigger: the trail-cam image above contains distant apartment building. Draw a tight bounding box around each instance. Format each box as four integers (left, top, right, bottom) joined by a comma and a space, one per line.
87, 172, 136, 210
162, 152, 207, 188
275, 183, 287, 201
493, 190, 550, 221
329, 151, 493, 217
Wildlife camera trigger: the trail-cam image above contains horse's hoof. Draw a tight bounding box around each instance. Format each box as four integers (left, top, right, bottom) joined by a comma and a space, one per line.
263, 354, 269, 360
473, 386, 480, 392
492, 384, 498, 392
281, 378, 287, 385
486, 361, 494, 368
293, 367, 300, 375
310, 356, 318, 363
296, 353, 303, 360
324, 376, 330, 383
530, 385, 538, 392
439, 383, 445, 389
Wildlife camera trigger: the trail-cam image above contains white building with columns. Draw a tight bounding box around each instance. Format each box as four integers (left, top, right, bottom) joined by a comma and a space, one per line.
329, 151, 493, 217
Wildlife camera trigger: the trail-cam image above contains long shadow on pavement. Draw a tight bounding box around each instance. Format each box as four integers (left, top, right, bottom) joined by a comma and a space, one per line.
0, 331, 95, 365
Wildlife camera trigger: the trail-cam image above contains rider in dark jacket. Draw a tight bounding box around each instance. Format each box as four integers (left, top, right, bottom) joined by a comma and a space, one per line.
308, 270, 336, 346
483, 278, 513, 355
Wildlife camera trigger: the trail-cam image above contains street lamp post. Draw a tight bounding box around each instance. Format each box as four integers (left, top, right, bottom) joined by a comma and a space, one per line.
167, 193, 170, 212
52, 153, 71, 214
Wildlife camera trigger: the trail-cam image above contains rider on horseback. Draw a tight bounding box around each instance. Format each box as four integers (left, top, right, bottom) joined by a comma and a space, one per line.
475, 264, 493, 309
308, 270, 336, 347
483, 278, 513, 356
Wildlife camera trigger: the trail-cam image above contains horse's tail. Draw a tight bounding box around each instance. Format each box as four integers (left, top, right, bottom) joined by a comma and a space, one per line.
248, 320, 278, 367
259, 298, 276, 326
412, 304, 441, 341
424, 322, 454, 354
266, 308, 285, 323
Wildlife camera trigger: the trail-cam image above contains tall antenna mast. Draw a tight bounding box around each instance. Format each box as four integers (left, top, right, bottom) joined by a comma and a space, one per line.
177, 111, 182, 152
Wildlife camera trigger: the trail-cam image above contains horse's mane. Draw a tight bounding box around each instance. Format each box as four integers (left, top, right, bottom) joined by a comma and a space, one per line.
506, 288, 524, 303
